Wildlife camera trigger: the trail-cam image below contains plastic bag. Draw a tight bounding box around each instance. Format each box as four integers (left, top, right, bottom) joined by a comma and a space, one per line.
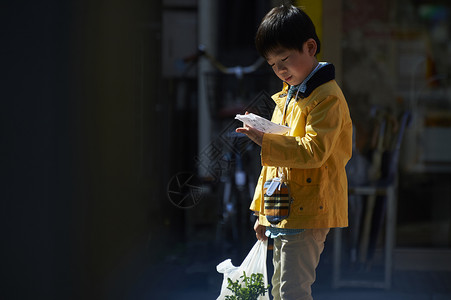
216, 239, 270, 300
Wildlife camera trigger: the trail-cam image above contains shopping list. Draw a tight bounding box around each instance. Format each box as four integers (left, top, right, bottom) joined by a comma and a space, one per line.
235, 113, 290, 135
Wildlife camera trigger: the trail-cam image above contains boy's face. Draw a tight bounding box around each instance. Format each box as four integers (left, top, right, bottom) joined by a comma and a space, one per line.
266, 39, 318, 86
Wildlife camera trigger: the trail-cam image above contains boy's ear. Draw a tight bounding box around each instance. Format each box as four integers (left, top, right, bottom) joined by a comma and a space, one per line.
305, 38, 317, 56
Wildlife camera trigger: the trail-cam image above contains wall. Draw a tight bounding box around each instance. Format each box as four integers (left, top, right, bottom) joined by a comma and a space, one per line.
1, 1, 178, 299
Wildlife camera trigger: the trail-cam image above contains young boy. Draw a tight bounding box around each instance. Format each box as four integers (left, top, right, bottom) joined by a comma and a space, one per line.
236, 4, 353, 300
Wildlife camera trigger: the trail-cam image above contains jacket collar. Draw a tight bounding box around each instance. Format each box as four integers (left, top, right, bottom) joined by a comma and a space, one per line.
273, 64, 336, 111
298, 63, 335, 99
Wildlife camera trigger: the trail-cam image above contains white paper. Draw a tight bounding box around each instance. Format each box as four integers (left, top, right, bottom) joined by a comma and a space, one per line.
235, 113, 290, 134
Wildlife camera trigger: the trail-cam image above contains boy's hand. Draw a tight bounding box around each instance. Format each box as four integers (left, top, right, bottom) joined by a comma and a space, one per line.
235, 112, 264, 146
254, 218, 268, 241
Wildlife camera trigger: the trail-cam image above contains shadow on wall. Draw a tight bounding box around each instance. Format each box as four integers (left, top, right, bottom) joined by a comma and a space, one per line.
2, 1, 181, 299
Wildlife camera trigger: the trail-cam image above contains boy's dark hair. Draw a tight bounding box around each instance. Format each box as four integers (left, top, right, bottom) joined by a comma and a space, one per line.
255, 4, 321, 58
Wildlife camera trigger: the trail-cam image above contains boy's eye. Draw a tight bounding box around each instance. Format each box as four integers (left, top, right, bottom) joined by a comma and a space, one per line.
281, 56, 289, 61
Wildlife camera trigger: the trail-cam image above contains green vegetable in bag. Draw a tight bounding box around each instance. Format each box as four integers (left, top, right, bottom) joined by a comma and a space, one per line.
225, 271, 270, 300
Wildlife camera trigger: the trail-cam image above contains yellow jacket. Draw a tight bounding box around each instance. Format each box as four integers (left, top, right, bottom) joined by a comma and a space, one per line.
250, 67, 353, 229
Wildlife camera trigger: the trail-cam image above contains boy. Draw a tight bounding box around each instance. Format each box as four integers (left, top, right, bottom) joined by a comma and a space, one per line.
236, 4, 353, 300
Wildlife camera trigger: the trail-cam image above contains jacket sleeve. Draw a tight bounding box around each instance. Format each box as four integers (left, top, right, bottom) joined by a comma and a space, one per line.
261, 95, 344, 169
249, 173, 263, 212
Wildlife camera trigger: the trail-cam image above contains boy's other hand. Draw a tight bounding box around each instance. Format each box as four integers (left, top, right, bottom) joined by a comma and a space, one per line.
254, 218, 268, 241
235, 112, 264, 146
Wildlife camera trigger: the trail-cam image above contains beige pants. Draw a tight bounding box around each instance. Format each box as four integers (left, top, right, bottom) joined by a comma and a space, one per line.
271, 228, 330, 300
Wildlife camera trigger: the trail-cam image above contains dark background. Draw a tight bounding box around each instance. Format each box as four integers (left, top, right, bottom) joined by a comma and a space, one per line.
1, 1, 165, 299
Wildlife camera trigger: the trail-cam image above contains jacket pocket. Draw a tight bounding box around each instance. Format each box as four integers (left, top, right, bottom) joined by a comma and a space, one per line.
289, 165, 328, 216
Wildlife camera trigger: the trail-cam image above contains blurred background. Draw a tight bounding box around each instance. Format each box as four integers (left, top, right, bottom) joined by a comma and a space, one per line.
2, 0, 451, 299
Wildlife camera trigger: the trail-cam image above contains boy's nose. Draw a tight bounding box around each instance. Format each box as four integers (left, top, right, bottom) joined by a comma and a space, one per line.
275, 64, 286, 73
277, 67, 287, 75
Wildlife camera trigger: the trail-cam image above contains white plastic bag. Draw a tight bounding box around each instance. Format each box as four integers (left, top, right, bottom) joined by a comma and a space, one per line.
216, 239, 270, 300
